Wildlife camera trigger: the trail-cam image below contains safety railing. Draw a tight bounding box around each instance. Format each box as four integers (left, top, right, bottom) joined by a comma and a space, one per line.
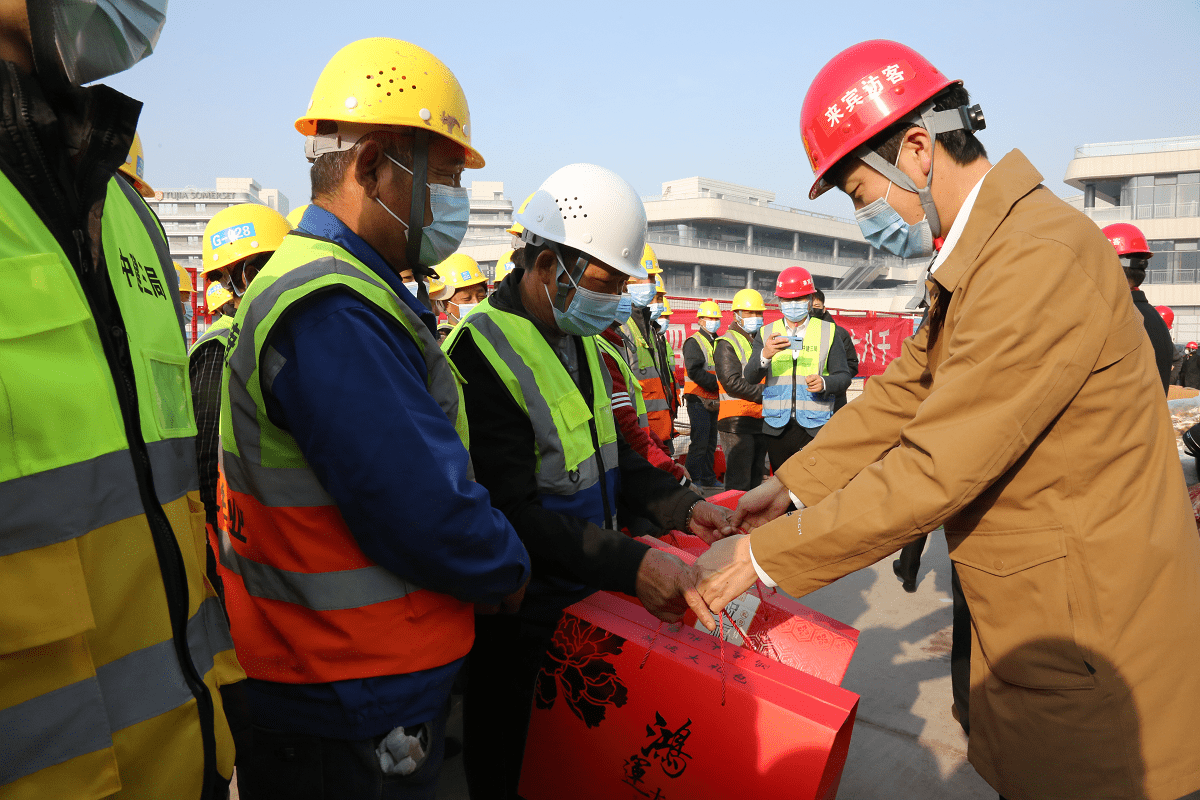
642, 191, 855, 225
646, 231, 921, 271
1074, 136, 1200, 158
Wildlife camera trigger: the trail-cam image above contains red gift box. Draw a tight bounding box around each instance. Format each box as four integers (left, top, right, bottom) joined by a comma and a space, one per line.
638, 534, 860, 686
519, 591, 859, 800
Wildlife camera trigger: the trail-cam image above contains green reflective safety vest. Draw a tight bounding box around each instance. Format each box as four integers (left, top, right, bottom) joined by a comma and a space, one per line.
446, 299, 619, 527
217, 233, 475, 684
718, 328, 762, 421
0, 173, 241, 796
761, 316, 836, 430
596, 335, 649, 429
188, 313, 235, 357
683, 332, 718, 400
618, 316, 672, 439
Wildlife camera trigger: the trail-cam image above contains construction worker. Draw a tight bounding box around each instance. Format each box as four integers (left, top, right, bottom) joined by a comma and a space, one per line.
811, 289, 860, 411
618, 245, 675, 443
192, 204, 291, 574
444, 163, 733, 800
0, 4, 244, 797
116, 130, 155, 197
216, 39, 530, 798
683, 300, 724, 487
1181, 342, 1200, 389
651, 274, 681, 427
698, 39, 1200, 800
714, 289, 768, 491
746, 267, 854, 470
176, 260, 196, 337
435, 252, 489, 329
1104, 223, 1172, 393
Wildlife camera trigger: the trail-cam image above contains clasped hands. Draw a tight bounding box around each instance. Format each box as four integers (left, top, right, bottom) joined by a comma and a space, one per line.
639, 477, 794, 630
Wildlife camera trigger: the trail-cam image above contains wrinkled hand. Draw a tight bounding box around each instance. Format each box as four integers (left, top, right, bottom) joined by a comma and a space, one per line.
694, 534, 759, 630
635, 549, 710, 624
686, 501, 736, 544
762, 334, 789, 359
728, 475, 793, 530
805, 374, 825, 392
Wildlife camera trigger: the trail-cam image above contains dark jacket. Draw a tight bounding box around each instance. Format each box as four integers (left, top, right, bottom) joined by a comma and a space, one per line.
448, 271, 700, 623
714, 322, 764, 434
1181, 351, 1200, 390
743, 315, 855, 432
816, 309, 859, 411
1172, 344, 1186, 386
682, 329, 720, 394
1130, 290, 1173, 393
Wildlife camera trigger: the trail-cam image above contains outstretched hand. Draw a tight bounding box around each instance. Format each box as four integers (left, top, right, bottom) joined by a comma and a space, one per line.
728, 476, 794, 531
687, 501, 737, 544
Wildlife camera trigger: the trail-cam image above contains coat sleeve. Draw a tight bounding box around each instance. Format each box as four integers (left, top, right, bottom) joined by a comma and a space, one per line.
715, 338, 763, 403
820, 330, 854, 396
753, 237, 1120, 596
743, 335, 768, 384
601, 344, 685, 480
838, 326, 860, 378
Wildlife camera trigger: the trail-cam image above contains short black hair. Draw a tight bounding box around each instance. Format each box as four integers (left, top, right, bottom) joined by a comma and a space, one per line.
868, 84, 987, 167
1123, 257, 1148, 289
813, 288, 826, 303
309, 122, 414, 201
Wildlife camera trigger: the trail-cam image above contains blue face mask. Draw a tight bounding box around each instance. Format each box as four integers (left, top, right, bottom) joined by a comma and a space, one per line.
648, 302, 664, 321
780, 301, 810, 324
380, 153, 471, 266
615, 292, 632, 323
703, 318, 720, 334
854, 190, 933, 259
629, 283, 656, 308
740, 315, 762, 334
545, 255, 620, 337
656, 317, 669, 332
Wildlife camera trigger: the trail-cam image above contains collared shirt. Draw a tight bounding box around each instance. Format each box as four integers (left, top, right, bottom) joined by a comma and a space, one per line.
242, 205, 530, 740
750, 170, 991, 587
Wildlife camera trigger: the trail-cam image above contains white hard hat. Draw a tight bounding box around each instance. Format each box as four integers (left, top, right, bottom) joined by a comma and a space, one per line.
514, 163, 648, 279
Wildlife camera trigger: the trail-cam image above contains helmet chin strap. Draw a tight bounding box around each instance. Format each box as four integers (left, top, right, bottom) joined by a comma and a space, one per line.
545, 242, 588, 314
853, 103, 985, 240
405, 130, 433, 281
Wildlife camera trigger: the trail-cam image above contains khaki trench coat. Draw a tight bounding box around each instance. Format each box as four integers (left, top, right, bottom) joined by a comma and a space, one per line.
752, 150, 1200, 800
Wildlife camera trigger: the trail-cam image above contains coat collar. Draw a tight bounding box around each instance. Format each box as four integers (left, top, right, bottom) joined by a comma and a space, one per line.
932, 150, 1044, 292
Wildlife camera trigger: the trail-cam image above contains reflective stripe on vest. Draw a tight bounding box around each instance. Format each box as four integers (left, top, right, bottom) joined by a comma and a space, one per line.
0, 174, 239, 793
449, 300, 619, 506
216, 233, 473, 683
761, 317, 835, 429
188, 313, 235, 357
682, 332, 718, 400
596, 335, 649, 429
618, 319, 673, 438
717, 329, 763, 420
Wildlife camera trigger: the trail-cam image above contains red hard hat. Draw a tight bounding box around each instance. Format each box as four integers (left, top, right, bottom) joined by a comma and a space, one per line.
776, 266, 816, 299
1189, 342, 1198, 350
801, 40, 959, 200
1102, 223, 1152, 258
1156, 305, 1174, 329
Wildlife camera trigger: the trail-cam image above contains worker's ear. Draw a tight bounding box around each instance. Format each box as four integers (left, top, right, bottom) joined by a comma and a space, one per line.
531, 248, 559, 282
352, 137, 393, 201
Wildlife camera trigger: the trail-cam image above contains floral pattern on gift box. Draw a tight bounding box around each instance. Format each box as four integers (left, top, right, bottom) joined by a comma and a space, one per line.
535, 616, 629, 728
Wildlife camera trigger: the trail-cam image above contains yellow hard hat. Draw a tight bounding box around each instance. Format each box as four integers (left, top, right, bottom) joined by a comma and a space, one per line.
697, 300, 721, 319
206, 280, 234, 314
506, 221, 525, 237
428, 276, 453, 301
661, 298, 674, 316
202, 204, 292, 277
174, 262, 193, 293
731, 288, 765, 312
286, 204, 310, 228
641, 244, 662, 275
494, 249, 516, 283
296, 38, 484, 169
654, 274, 665, 293
435, 253, 487, 290
119, 132, 154, 198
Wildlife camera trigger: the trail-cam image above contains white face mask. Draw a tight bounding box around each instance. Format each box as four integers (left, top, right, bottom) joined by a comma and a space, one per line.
452, 302, 478, 322
403, 281, 420, 297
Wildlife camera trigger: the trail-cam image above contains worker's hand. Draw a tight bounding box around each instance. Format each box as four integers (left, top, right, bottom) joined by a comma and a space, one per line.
695, 534, 759, 629
635, 549, 709, 624
805, 374, 825, 392
728, 475, 793, 531
687, 501, 736, 544
762, 334, 790, 359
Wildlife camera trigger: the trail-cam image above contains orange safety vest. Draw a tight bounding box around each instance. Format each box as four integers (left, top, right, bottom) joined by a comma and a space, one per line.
216, 235, 474, 684
717, 328, 763, 420
682, 331, 719, 400
620, 318, 674, 441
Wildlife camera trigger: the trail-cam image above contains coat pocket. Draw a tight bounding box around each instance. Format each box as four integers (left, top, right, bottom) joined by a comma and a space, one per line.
948, 525, 1095, 690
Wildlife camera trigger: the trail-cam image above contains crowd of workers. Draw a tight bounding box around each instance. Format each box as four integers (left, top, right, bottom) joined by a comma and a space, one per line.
4, 4, 1200, 800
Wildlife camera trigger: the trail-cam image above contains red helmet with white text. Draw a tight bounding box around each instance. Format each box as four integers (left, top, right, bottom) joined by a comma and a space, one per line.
775, 266, 816, 299
1156, 305, 1174, 329
1102, 223, 1152, 258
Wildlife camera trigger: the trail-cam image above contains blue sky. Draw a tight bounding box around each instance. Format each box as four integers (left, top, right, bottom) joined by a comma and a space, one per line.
106, 0, 1200, 219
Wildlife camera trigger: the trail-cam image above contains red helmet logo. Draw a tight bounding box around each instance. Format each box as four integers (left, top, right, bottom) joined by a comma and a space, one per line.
776, 266, 816, 299
1102, 223, 1151, 258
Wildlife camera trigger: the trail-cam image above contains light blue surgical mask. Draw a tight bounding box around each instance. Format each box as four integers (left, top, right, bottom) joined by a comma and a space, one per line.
402, 281, 419, 297
648, 302, 664, 321
452, 302, 478, 323
380, 153, 471, 266
780, 301, 810, 324
740, 315, 763, 334
629, 284, 656, 308
702, 319, 720, 335
656, 317, 669, 332
545, 254, 620, 337
855, 195, 933, 258
615, 292, 633, 323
